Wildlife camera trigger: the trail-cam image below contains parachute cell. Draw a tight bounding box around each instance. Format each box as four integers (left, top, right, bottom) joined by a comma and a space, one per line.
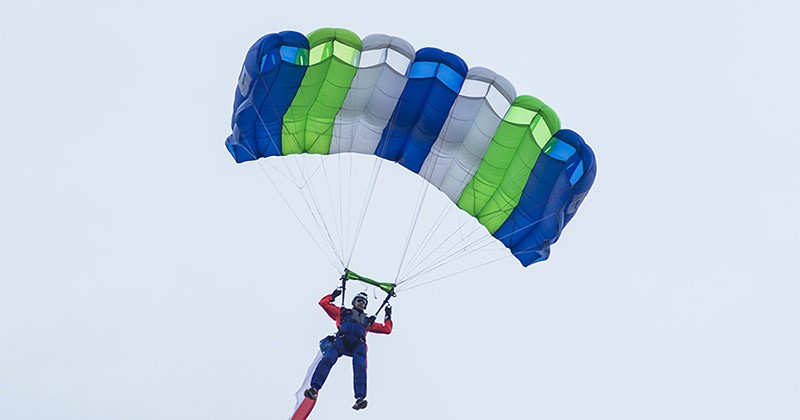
375, 48, 469, 173
331, 35, 415, 155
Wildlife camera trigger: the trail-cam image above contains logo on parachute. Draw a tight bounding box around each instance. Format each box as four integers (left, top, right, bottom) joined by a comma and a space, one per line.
567, 191, 589, 215
238, 67, 252, 96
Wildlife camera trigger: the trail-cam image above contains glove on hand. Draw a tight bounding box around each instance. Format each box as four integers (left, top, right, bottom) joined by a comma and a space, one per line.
330, 287, 343, 300
384, 305, 392, 320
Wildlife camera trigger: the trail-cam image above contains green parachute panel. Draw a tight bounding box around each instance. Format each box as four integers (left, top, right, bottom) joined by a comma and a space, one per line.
457, 95, 561, 233
282, 28, 362, 155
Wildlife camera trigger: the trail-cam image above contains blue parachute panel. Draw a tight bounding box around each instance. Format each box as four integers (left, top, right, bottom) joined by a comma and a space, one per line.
226, 31, 309, 163
494, 129, 597, 266
374, 48, 468, 173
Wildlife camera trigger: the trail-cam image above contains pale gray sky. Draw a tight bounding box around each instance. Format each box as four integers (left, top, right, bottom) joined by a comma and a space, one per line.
1, 1, 799, 419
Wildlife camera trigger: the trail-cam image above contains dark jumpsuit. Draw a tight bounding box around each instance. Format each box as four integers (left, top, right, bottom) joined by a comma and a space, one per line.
309, 294, 392, 399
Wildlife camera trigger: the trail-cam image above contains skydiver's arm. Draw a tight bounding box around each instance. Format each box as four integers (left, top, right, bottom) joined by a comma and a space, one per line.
319, 294, 340, 321
367, 319, 392, 334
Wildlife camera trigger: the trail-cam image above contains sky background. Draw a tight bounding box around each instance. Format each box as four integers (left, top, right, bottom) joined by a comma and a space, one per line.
1, 0, 799, 419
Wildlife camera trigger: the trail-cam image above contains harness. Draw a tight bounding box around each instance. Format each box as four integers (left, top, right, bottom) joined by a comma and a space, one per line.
340, 308, 369, 327
337, 308, 370, 342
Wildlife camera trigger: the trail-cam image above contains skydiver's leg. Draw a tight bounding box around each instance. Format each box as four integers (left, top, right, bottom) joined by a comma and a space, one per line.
351, 343, 368, 399
310, 340, 344, 390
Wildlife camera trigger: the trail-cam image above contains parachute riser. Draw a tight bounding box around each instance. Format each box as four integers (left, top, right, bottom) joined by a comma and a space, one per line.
340, 273, 348, 308
372, 290, 395, 319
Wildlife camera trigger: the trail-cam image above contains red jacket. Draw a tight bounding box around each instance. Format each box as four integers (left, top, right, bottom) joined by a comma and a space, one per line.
319, 294, 393, 334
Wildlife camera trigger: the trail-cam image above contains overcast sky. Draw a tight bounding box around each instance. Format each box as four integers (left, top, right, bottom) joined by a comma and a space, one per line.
1, 1, 799, 419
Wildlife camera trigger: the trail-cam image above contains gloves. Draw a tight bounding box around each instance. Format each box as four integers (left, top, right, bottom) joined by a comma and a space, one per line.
384, 304, 392, 320
330, 287, 343, 300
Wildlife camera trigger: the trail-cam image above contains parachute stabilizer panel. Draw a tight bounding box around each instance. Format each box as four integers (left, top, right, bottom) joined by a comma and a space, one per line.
226, 31, 309, 162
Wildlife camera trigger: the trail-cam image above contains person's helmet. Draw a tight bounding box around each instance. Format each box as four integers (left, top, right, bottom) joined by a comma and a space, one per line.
352, 292, 368, 307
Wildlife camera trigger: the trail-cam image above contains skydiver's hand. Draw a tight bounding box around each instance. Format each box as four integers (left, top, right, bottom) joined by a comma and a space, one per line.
331, 287, 343, 300
384, 305, 392, 320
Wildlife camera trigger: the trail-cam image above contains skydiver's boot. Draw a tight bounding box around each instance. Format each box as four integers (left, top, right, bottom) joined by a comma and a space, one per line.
352, 397, 368, 410
304, 387, 318, 400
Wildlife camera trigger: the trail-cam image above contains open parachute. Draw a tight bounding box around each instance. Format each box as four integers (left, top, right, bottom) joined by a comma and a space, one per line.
225, 28, 596, 286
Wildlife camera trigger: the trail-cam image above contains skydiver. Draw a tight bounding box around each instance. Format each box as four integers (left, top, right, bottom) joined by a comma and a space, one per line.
304, 287, 393, 411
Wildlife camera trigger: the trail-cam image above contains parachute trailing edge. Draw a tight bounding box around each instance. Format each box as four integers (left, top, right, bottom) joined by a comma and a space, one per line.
226, 27, 597, 267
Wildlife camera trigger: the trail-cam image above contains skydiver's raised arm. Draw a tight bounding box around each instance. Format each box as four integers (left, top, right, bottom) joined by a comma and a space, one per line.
319, 287, 342, 321
367, 319, 392, 334
367, 305, 393, 334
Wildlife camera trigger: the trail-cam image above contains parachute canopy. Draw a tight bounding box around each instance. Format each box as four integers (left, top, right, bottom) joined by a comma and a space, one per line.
226, 28, 596, 268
